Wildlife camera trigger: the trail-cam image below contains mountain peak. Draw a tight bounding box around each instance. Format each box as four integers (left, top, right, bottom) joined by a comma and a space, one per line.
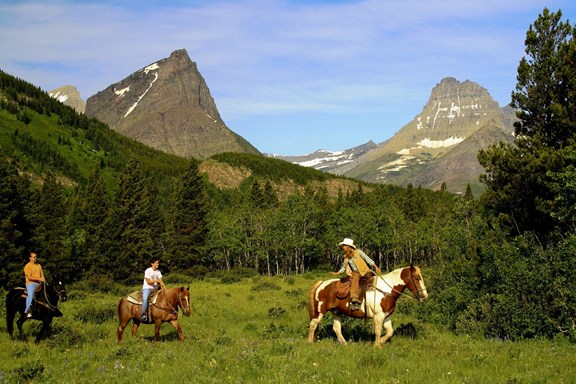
49, 84, 85, 113
85, 49, 258, 158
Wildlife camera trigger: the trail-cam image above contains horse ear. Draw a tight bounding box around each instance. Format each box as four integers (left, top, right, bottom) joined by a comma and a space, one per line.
187, 286, 190, 291
180, 287, 184, 292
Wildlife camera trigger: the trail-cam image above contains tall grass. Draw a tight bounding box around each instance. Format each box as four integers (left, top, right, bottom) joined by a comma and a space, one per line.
1, 274, 575, 383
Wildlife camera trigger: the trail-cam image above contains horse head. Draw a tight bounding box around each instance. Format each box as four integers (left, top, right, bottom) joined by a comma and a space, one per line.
403, 264, 428, 302
178, 287, 191, 317
53, 280, 67, 303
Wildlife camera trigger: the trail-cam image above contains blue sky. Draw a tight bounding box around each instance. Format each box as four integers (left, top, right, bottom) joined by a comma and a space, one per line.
1, 0, 575, 155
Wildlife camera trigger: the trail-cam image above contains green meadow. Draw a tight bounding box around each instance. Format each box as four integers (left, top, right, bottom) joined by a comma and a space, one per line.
2, 274, 576, 384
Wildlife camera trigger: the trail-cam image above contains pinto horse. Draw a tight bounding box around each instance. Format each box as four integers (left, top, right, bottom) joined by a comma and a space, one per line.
307, 264, 428, 347
5, 279, 67, 343
117, 286, 191, 342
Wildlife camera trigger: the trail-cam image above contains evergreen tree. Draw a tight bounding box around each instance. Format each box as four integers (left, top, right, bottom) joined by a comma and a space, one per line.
67, 165, 110, 278
166, 158, 210, 270
0, 156, 33, 288
512, 8, 576, 149
101, 159, 155, 282
479, 8, 576, 241
29, 170, 69, 277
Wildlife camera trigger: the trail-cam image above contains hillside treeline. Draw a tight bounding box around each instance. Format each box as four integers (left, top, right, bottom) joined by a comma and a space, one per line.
1, 8, 576, 341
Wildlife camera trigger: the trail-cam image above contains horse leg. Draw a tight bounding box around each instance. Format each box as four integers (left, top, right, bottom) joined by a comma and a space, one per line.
332, 314, 348, 345
6, 307, 16, 339
372, 312, 385, 347
36, 318, 51, 344
307, 313, 323, 343
131, 322, 140, 337
16, 313, 27, 340
379, 318, 394, 345
170, 319, 184, 341
153, 319, 162, 342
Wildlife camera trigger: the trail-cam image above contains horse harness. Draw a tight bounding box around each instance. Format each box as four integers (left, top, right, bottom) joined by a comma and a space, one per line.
18, 282, 64, 311
371, 269, 426, 301
152, 291, 189, 315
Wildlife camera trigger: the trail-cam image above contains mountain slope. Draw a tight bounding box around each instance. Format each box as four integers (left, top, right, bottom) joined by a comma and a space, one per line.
281, 77, 517, 193
85, 49, 259, 159
1, 69, 362, 199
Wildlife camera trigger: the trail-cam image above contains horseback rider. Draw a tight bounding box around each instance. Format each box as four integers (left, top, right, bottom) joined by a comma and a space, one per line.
330, 238, 381, 311
24, 249, 45, 318
140, 258, 166, 322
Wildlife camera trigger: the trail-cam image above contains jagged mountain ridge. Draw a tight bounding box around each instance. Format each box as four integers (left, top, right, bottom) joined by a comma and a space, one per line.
84, 49, 259, 159
267, 141, 377, 173
276, 77, 517, 193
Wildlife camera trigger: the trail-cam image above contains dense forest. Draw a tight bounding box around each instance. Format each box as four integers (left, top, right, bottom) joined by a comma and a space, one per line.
1, 8, 575, 341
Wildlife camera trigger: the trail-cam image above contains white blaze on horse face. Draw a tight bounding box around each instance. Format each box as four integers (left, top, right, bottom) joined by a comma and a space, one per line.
413, 266, 429, 301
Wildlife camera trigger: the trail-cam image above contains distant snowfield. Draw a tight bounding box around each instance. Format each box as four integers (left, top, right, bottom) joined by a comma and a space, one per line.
417, 136, 464, 148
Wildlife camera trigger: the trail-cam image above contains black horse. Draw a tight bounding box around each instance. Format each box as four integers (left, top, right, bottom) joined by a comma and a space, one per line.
6, 279, 67, 343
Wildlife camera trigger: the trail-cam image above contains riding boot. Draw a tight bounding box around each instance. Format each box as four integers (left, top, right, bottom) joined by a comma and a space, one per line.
349, 272, 362, 310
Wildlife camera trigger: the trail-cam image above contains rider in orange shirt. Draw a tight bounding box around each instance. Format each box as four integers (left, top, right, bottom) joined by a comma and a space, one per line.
24, 249, 45, 318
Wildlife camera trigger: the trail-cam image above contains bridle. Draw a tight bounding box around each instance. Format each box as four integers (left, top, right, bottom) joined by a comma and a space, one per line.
177, 291, 191, 314
406, 269, 427, 301
153, 289, 191, 315
375, 268, 426, 301
40, 281, 67, 310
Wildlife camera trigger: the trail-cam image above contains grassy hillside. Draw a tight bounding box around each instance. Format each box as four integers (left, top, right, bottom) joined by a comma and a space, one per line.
0, 69, 354, 196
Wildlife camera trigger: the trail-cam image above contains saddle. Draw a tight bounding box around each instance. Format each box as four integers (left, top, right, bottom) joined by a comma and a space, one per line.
16, 286, 62, 316
17, 285, 43, 298
335, 274, 375, 300
126, 290, 160, 306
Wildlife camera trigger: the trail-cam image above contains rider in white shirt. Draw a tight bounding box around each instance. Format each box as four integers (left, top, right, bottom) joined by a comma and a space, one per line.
141, 259, 166, 321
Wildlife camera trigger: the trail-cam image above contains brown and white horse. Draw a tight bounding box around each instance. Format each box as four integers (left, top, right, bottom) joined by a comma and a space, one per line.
117, 286, 191, 342
307, 264, 428, 347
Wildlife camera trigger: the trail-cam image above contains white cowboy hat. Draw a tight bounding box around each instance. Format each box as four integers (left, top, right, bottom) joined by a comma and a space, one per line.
339, 238, 356, 249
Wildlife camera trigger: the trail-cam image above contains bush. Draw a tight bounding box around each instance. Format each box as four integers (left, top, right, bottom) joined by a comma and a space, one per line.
71, 274, 125, 295
251, 280, 281, 292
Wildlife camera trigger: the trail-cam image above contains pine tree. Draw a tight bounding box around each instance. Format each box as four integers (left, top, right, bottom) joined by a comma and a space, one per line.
166, 158, 210, 270
101, 159, 156, 282
29, 170, 69, 277
0, 156, 33, 288
479, 8, 576, 241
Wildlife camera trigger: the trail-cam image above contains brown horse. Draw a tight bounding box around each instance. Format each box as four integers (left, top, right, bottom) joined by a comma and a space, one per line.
117, 286, 191, 342
307, 264, 428, 347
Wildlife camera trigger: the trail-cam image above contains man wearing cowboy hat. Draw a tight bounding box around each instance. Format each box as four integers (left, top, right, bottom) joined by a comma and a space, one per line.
330, 238, 381, 310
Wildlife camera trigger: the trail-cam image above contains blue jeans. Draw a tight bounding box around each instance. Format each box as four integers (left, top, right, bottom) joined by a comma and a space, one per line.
141, 288, 153, 316
25, 283, 39, 313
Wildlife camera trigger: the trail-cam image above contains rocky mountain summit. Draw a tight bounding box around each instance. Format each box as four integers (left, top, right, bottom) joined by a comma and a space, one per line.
49, 85, 85, 113
85, 49, 259, 159
279, 77, 517, 193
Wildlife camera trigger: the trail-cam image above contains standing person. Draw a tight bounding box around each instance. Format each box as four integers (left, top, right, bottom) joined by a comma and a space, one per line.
140, 258, 166, 322
24, 249, 45, 318
330, 238, 381, 310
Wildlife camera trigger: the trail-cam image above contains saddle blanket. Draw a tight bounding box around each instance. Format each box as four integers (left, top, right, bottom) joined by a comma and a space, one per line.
127, 291, 159, 305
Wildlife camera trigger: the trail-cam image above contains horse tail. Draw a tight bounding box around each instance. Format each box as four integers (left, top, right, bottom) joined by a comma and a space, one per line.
308, 280, 323, 320
5, 289, 17, 336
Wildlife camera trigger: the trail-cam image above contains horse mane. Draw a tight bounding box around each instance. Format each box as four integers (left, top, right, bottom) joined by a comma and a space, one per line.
159, 287, 185, 303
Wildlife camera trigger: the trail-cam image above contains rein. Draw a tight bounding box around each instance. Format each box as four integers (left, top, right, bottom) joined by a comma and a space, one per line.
152, 289, 189, 315
40, 281, 64, 310
373, 268, 425, 301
